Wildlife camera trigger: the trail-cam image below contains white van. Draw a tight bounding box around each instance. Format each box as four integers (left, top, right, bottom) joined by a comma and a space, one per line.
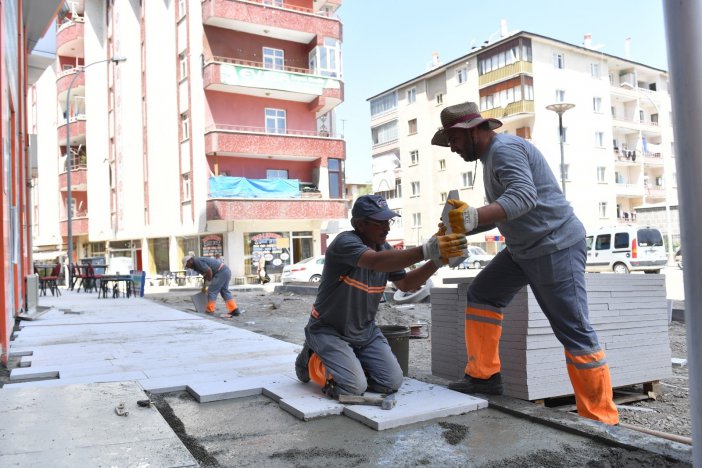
585, 225, 667, 274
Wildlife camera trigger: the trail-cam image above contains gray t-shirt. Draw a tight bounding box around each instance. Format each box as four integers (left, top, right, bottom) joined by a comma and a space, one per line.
481, 133, 585, 260
307, 231, 406, 344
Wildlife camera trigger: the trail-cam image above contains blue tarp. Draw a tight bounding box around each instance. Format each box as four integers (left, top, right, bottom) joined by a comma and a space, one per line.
209, 176, 300, 199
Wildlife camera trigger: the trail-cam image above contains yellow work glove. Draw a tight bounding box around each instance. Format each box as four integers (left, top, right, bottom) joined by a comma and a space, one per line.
447, 199, 479, 234
201, 284, 208, 294
434, 222, 447, 237
422, 233, 468, 267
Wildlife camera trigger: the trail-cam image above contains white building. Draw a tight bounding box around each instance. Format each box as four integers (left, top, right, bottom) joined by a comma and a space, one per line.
369, 30, 677, 254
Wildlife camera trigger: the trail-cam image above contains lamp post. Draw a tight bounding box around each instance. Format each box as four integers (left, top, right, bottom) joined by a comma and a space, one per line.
65, 56, 126, 282
546, 103, 576, 198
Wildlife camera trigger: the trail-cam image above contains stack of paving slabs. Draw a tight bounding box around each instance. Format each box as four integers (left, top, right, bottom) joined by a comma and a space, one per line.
431, 274, 672, 400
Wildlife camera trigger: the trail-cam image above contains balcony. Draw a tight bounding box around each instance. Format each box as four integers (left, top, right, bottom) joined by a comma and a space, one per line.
60, 214, 89, 237
204, 124, 345, 159
645, 186, 666, 199
56, 68, 84, 96
59, 162, 88, 191
614, 183, 644, 198
202, 0, 342, 43
57, 118, 87, 143
203, 60, 342, 116
207, 197, 347, 221
482, 100, 534, 119
56, 18, 84, 58
642, 152, 664, 166
478, 61, 533, 87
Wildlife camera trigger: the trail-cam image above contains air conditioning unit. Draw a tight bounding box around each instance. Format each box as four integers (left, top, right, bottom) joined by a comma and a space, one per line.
25, 274, 39, 314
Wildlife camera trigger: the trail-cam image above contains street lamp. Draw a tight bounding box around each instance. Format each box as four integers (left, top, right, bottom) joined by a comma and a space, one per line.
65, 56, 126, 281
546, 103, 576, 198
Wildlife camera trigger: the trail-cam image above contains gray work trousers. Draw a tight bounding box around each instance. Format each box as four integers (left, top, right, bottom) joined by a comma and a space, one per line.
207, 265, 233, 302
468, 239, 601, 353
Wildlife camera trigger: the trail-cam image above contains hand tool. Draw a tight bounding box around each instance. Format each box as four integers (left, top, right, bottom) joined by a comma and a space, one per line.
337, 394, 397, 410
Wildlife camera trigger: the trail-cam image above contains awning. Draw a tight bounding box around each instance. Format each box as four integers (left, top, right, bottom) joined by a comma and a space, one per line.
32, 250, 65, 261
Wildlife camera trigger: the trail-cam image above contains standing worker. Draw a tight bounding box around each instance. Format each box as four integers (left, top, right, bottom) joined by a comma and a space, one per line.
431, 101, 618, 425
295, 194, 467, 399
183, 255, 241, 318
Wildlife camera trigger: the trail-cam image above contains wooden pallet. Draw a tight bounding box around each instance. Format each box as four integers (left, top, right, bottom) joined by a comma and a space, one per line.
531, 381, 661, 412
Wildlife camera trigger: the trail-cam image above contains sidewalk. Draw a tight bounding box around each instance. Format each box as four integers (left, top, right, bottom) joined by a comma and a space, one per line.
0, 287, 693, 467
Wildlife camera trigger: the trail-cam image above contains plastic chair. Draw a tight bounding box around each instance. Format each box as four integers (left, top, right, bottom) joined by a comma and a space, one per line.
41, 263, 62, 296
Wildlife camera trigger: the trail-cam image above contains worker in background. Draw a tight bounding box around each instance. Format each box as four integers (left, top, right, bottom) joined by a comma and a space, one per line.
295, 194, 467, 399
431, 101, 619, 425
183, 255, 241, 318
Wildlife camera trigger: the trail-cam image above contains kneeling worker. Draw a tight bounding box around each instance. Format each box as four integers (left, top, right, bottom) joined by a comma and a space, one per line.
295, 194, 466, 398
183, 255, 241, 318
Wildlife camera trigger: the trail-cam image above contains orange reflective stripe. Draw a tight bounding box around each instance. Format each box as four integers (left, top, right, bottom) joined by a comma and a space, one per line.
340, 276, 386, 294
565, 349, 607, 368
466, 306, 503, 322
308, 353, 332, 387
311, 306, 319, 319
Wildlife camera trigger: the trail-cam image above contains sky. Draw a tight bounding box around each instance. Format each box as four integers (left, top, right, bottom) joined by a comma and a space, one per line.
335, 0, 670, 183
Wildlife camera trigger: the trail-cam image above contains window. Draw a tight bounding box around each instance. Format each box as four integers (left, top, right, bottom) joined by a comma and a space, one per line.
370, 93, 397, 116
311, 37, 339, 77
371, 120, 398, 146
408, 119, 417, 135
593, 97, 602, 113
182, 173, 191, 202
591, 63, 601, 78
639, 110, 645, 122
597, 166, 606, 183
436, 93, 443, 105
595, 132, 604, 147
461, 171, 474, 187
595, 234, 611, 250
555, 89, 566, 102
263, 47, 284, 70
411, 181, 420, 197
456, 67, 467, 85
266, 169, 288, 179
440, 192, 448, 203
328, 158, 342, 198
410, 150, 419, 165
553, 53, 565, 69
407, 88, 416, 104
438, 159, 446, 171
178, 0, 186, 18
181, 112, 189, 140
265, 108, 286, 134
179, 52, 188, 80
377, 178, 402, 201
412, 212, 422, 228
480, 83, 531, 111
598, 202, 607, 218
263, 0, 284, 6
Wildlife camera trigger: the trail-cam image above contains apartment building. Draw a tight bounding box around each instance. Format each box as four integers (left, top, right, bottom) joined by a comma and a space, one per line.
1, 1, 63, 364
369, 31, 677, 254
31, 0, 346, 281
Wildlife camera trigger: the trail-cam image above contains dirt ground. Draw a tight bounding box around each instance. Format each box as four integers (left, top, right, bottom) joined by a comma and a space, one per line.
146, 285, 691, 440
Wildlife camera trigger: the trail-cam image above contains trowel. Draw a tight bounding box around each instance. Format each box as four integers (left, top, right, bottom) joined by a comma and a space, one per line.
191, 291, 208, 314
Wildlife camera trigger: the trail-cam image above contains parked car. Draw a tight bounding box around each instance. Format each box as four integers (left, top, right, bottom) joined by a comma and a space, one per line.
675, 249, 683, 270
585, 225, 667, 274
458, 246, 495, 269
281, 255, 325, 283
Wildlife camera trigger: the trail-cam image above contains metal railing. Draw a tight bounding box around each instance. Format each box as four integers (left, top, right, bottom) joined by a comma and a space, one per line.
205, 123, 338, 138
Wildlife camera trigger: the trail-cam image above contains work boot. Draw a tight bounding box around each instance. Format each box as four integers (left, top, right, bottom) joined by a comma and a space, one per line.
295, 341, 313, 383
226, 308, 241, 318
448, 373, 504, 395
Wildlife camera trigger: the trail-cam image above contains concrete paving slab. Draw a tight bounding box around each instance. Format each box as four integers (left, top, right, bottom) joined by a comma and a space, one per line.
341, 379, 488, 430
0, 381, 197, 467
188, 374, 298, 402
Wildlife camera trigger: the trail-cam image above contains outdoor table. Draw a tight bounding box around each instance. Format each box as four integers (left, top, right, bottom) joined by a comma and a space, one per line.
171, 270, 188, 286
97, 275, 134, 299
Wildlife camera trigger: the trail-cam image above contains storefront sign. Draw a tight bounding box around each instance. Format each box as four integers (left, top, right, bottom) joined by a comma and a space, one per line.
201, 234, 223, 258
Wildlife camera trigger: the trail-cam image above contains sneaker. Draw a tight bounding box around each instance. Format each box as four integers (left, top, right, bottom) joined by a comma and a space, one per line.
295, 342, 313, 383
448, 373, 503, 395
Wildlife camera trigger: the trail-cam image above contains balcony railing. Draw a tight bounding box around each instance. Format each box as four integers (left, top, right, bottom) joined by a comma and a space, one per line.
211, 56, 310, 75
237, 0, 337, 17
479, 61, 533, 87
205, 123, 338, 138
481, 100, 534, 119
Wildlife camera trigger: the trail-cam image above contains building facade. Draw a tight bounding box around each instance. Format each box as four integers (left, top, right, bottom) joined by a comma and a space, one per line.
2, 1, 64, 365
31, 0, 346, 281
369, 31, 678, 256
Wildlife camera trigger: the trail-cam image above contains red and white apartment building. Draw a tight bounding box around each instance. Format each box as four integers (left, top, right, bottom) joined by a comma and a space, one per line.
1, 1, 64, 365
30, 0, 346, 282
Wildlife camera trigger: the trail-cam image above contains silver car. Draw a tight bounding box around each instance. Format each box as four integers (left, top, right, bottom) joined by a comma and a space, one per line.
459, 246, 495, 269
